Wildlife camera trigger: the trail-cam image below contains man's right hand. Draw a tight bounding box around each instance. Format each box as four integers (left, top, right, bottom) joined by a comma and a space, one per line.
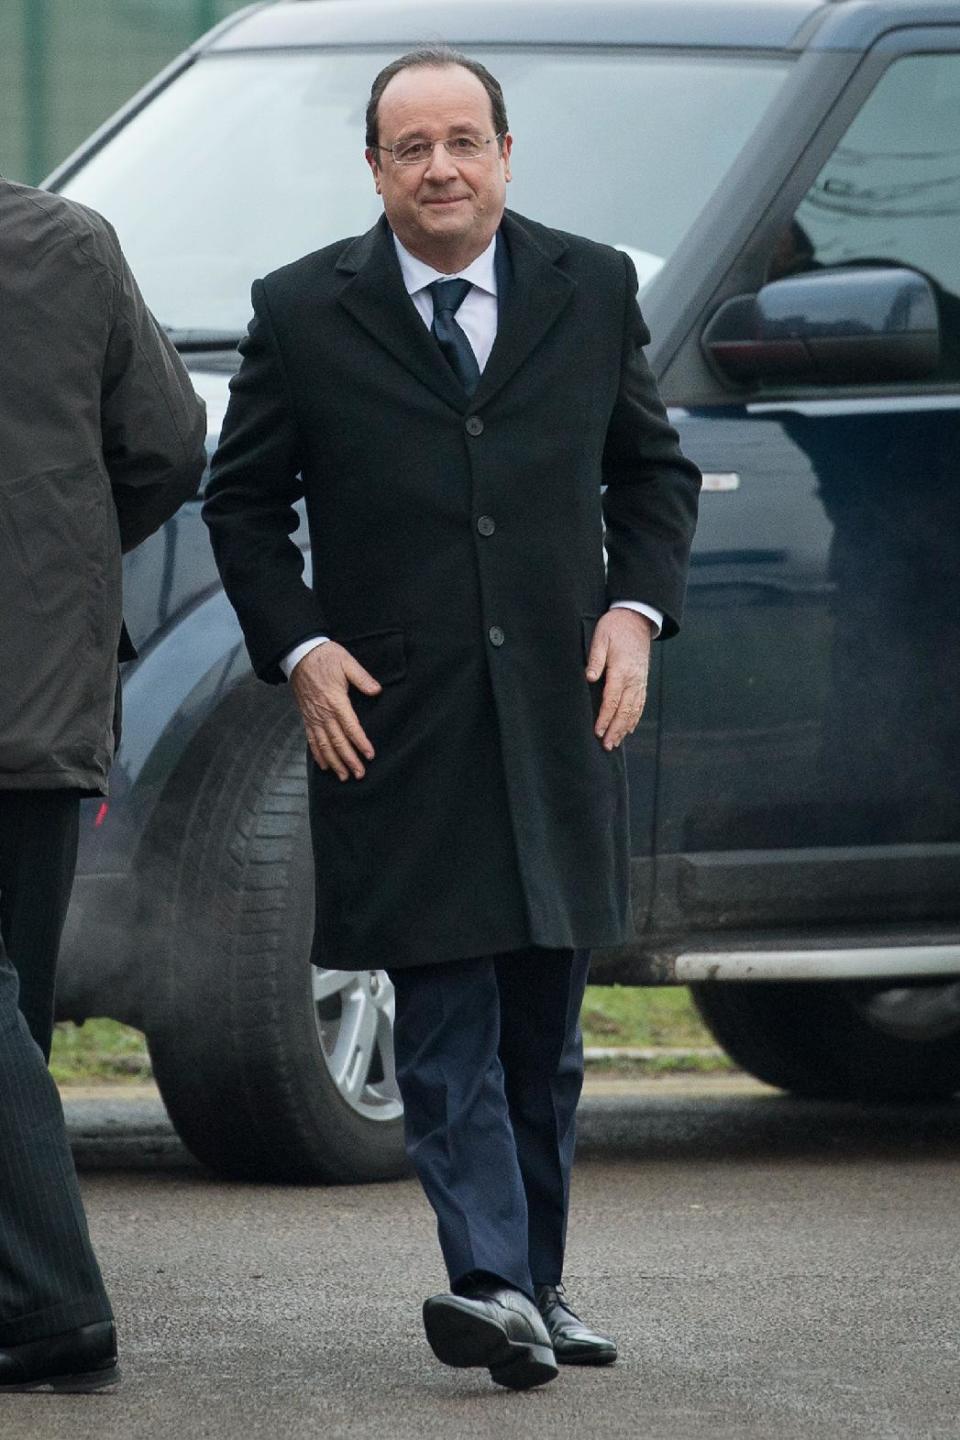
289, 642, 382, 781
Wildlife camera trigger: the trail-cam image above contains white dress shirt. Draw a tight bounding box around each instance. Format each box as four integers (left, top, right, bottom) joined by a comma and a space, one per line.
396, 231, 500, 371
280, 233, 662, 677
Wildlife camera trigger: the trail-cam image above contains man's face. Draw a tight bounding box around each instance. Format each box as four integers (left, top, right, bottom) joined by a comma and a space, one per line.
366, 64, 512, 265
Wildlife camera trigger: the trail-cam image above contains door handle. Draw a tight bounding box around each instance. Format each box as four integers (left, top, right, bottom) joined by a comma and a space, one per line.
700, 472, 740, 492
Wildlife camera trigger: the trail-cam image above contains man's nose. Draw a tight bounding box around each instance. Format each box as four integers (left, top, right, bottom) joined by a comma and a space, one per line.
423, 141, 459, 181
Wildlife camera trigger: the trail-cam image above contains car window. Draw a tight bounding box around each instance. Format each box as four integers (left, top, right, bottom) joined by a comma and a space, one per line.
768, 52, 960, 382
59, 47, 789, 334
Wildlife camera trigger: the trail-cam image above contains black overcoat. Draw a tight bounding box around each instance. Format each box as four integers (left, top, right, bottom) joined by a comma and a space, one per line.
203, 210, 700, 970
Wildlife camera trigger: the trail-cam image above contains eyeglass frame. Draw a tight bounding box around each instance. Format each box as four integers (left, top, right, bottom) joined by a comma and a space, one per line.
373, 131, 507, 167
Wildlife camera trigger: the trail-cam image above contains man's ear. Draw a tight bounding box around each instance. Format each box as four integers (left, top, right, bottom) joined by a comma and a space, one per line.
500, 133, 513, 184
365, 148, 383, 195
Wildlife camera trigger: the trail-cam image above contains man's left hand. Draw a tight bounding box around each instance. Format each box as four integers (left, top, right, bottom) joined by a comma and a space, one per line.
585, 610, 654, 751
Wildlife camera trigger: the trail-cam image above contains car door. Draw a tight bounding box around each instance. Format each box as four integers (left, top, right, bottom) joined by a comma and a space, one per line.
653, 26, 960, 939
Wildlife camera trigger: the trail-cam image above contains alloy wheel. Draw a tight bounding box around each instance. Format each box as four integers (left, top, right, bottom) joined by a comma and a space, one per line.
311, 967, 403, 1120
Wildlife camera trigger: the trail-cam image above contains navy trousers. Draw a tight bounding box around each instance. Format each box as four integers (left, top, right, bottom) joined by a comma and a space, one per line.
389, 946, 590, 1299
0, 792, 113, 1344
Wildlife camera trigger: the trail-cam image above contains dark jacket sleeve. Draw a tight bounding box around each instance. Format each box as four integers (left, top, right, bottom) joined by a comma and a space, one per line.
601, 252, 701, 638
201, 278, 328, 684
98, 223, 207, 552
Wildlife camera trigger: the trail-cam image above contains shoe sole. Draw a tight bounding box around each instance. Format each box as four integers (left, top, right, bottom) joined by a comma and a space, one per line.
0, 1363, 121, 1394
422, 1298, 558, 1391
555, 1343, 618, 1366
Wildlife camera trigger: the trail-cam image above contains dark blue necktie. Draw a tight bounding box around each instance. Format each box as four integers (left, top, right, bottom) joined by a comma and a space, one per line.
428, 279, 481, 396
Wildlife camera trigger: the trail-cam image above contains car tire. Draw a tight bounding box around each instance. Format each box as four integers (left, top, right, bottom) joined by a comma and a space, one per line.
144, 680, 408, 1183
690, 980, 960, 1101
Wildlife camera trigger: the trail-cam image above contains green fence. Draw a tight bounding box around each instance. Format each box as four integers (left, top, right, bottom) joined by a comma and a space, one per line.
0, 0, 254, 185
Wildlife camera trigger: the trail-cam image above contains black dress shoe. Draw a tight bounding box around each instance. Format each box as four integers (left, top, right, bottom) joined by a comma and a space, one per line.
535, 1285, 617, 1365
0, 1321, 120, 1393
423, 1283, 559, 1390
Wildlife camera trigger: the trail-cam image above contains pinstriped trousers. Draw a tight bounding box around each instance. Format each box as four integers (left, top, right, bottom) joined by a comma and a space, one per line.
0, 792, 112, 1345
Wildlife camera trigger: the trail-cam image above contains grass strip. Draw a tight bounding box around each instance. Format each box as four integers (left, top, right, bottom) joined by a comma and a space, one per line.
584, 1050, 736, 1077
50, 984, 721, 1084
49, 1018, 151, 1085
581, 983, 713, 1049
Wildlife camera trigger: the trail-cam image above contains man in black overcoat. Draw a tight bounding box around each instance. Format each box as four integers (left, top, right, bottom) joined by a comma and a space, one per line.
204, 48, 700, 1390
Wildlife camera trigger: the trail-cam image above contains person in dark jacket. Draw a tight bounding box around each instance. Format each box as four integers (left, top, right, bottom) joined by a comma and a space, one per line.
204, 50, 700, 1389
0, 177, 206, 1392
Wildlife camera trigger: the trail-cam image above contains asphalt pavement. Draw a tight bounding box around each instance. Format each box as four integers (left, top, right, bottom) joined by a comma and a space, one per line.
2, 1075, 958, 1440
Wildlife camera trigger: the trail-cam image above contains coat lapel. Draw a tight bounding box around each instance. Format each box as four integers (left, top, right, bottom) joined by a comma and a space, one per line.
335, 217, 467, 411
335, 211, 576, 413
472, 211, 576, 410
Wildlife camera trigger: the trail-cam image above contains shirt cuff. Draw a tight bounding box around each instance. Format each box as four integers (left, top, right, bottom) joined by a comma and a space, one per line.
280, 635, 329, 678
610, 601, 663, 638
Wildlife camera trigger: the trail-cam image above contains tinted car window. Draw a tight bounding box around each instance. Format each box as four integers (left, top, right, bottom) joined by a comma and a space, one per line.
61, 47, 788, 332
772, 52, 960, 380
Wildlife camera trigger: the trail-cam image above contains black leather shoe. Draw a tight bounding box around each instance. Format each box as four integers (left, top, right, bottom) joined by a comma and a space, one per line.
0, 1321, 120, 1393
535, 1285, 617, 1366
423, 1283, 559, 1390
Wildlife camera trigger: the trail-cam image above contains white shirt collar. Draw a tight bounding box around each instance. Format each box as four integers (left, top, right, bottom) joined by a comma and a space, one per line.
392, 232, 498, 300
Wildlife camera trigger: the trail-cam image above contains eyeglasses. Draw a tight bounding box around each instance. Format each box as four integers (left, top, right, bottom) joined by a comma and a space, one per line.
376, 132, 504, 167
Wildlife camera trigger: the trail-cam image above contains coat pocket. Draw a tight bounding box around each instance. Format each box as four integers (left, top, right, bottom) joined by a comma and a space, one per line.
0, 461, 120, 773
580, 614, 601, 664
337, 628, 407, 687
0, 461, 115, 629
580, 614, 603, 722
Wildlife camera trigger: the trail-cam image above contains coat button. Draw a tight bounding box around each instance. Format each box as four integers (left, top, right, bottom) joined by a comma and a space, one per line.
488, 625, 505, 647
465, 416, 484, 436
477, 515, 496, 536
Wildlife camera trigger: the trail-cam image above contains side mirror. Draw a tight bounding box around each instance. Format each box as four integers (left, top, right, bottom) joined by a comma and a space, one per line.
702, 267, 941, 384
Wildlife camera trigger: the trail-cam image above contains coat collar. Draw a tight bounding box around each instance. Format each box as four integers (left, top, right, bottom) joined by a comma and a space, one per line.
334, 211, 575, 412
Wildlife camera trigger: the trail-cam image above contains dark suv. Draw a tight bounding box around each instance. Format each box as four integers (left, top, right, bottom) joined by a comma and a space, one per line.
49, 0, 960, 1182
